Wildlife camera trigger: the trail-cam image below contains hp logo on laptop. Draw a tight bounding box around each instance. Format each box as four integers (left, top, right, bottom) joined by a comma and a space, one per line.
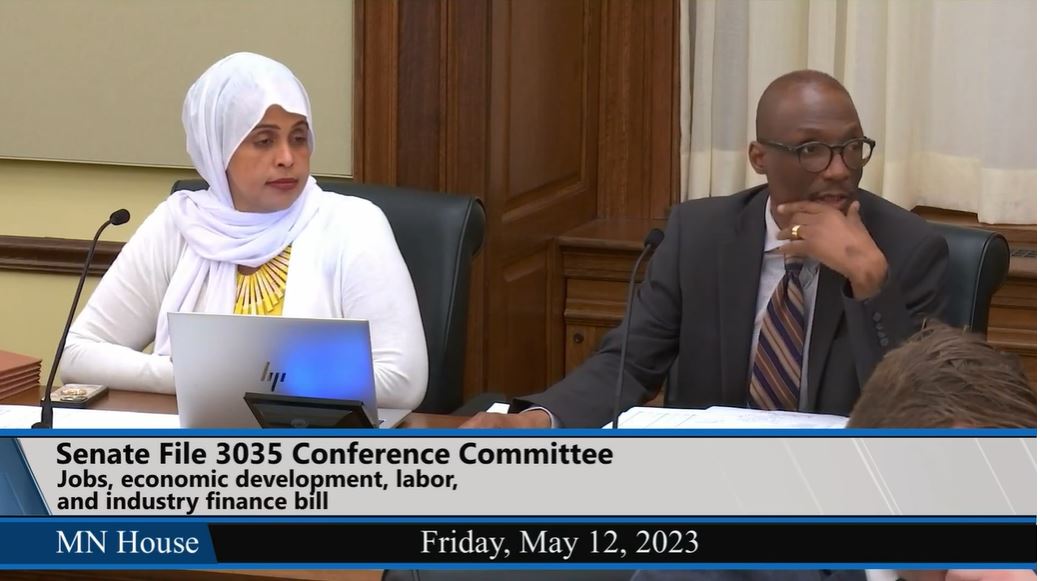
260, 362, 287, 392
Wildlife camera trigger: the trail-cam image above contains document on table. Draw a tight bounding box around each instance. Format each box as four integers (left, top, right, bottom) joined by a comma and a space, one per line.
0, 405, 180, 429
606, 406, 848, 429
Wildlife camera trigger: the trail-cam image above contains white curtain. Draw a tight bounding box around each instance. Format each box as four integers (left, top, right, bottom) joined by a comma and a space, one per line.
679, 0, 1037, 225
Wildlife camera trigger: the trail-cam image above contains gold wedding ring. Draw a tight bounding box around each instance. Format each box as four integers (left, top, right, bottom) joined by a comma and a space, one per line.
791, 224, 802, 239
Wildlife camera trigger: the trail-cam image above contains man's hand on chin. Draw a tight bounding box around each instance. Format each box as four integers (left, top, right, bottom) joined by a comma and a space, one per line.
460, 409, 552, 429
776, 200, 889, 298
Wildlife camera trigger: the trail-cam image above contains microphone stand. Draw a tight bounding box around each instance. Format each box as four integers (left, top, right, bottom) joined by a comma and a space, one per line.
33, 210, 130, 429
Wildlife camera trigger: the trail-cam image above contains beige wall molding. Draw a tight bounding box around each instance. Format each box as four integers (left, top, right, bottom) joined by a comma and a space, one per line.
0, 0, 354, 176
0, 236, 123, 276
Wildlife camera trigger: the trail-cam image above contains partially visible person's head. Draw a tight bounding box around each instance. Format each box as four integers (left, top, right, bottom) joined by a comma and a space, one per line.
748, 70, 870, 223
182, 52, 314, 213
848, 323, 1036, 428
898, 569, 1038, 581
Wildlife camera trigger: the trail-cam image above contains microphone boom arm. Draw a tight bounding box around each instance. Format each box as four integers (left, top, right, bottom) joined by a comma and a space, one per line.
33, 210, 129, 429
610, 228, 665, 429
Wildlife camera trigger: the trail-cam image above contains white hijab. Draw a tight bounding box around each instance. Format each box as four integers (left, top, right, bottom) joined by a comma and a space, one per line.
154, 52, 322, 355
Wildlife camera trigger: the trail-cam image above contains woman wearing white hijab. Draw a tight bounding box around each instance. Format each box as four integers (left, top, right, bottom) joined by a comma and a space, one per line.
60, 53, 428, 410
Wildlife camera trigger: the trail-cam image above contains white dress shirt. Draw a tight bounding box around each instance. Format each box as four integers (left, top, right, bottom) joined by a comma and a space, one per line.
749, 197, 821, 411
60, 192, 429, 411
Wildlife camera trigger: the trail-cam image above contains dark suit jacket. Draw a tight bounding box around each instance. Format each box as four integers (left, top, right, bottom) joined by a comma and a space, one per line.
518, 186, 948, 428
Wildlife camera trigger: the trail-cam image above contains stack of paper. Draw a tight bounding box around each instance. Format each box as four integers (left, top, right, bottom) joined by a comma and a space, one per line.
0, 350, 42, 400
606, 406, 848, 429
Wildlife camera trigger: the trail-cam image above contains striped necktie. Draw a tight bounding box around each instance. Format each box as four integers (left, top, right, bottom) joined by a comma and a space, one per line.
749, 257, 806, 411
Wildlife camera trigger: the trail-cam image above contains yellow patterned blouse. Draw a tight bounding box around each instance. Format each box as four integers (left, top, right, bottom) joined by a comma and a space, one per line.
234, 246, 291, 316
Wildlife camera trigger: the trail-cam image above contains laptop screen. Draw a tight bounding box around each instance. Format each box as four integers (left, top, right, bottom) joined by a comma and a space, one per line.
169, 313, 378, 428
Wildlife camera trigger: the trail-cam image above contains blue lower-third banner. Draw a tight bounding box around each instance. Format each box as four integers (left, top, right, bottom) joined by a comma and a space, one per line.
0, 518, 1033, 568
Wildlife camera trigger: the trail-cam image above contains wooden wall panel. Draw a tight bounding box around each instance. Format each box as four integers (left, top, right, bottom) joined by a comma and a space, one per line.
0, 237, 122, 276
493, 252, 551, 394
444, 0, 490, 197
397, 0, 446, 189
488, 0, 599, 251
485, 0, 600, 396
353, 0, 398, 184
354, 0, 678, 401
505, 1, 584, 199
597, 0, 678, 220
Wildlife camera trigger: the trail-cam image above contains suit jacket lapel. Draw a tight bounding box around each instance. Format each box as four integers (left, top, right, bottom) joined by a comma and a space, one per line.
806, 266, 843, 407
806, 188, 869, 407
717, 189, 768, 405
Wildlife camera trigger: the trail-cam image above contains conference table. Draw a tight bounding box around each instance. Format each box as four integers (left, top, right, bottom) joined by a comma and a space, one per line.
1, 387, 468, 429
0, 386, 470, 581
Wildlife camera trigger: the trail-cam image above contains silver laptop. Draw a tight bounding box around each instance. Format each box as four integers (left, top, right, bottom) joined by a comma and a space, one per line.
168, 312, 411, 429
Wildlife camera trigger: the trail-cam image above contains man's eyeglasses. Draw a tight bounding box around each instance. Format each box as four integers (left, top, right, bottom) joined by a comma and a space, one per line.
759, 137, 876, 173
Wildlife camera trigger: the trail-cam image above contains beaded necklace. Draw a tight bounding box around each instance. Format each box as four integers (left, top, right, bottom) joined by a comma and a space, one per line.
234, 245, 291, 315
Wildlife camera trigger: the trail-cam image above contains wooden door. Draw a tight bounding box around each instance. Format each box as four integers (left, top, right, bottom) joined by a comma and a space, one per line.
483, 0, 601, 397
354, 0, 678, 401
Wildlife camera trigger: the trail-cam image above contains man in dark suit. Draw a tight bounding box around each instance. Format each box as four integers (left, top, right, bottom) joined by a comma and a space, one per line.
464, 69, 948, 429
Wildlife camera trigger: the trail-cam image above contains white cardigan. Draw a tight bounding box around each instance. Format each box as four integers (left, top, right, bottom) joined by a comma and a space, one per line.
61, 191, 429, 410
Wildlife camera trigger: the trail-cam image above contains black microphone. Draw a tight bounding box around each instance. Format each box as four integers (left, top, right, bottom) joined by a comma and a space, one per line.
611, 227, 665, 429
32, 209, 131, 429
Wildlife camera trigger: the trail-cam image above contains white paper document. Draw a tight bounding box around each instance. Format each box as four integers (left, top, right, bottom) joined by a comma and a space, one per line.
606, 405, 848, 429
0, 405, 180, 429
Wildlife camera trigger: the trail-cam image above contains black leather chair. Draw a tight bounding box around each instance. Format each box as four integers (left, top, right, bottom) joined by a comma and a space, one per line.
171, 179, 486, 414
931, 222, 1010, 333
